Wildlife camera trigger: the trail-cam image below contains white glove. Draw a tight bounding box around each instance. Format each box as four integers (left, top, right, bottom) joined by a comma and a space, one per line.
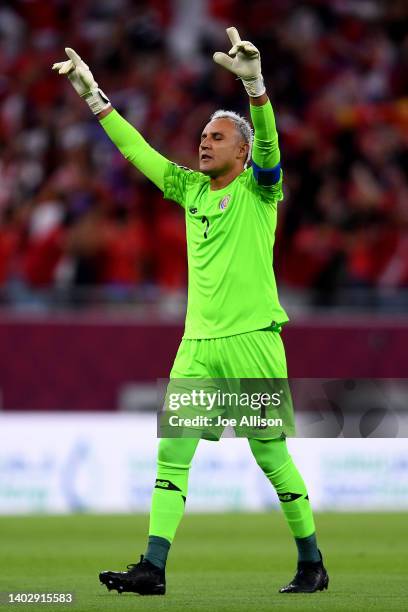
213, 27, 265, 97
52, 48, 111, 115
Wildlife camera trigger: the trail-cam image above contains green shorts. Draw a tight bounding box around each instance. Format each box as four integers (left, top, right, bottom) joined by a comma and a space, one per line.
170, 324, 288, 379
160, 326, 294, 440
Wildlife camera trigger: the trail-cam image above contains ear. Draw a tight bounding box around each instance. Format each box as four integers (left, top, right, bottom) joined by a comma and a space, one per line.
237, 141, 249, 162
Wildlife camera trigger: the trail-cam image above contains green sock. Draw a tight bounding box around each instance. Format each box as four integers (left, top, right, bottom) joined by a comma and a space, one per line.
145, 459, 190, 569
249, 439, 319, 562
266, 457, 318, 556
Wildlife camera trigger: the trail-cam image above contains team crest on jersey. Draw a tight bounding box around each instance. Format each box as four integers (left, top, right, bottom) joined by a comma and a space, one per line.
189, 207, 197, 214
219, 194, 231, 210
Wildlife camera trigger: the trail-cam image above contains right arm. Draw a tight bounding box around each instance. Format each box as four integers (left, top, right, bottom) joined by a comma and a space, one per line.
52, 48, 169, 192
97, 107, 169, 191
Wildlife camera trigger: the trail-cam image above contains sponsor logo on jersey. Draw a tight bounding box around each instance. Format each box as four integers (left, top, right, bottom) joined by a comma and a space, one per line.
219, 194, 231, 210
175, 163, 192, 172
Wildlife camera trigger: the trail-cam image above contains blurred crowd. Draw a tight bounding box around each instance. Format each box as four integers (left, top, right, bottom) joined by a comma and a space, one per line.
0, 0, 407, 309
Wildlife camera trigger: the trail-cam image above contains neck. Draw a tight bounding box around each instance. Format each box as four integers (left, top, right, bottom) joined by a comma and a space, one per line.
209, 166, 244, 191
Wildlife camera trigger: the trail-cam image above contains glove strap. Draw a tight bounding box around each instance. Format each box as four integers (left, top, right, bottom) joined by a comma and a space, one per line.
241, 75, 266, 98
82, 88, 111, 115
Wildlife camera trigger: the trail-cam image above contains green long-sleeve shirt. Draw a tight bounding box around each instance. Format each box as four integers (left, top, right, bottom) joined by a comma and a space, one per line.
100, 102, 287, 338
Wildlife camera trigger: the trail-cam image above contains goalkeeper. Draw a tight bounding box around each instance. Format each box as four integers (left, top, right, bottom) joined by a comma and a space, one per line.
53, 28, 328, 596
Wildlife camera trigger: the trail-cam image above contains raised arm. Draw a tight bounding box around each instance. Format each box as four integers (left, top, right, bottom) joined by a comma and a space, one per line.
214, 28, 281, 185
52, 48, 169, 191
97, 110, 169, 191
249, 98, 281, 184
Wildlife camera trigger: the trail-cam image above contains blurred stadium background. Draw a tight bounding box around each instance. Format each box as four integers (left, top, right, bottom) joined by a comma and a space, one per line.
1, 0, 408, 535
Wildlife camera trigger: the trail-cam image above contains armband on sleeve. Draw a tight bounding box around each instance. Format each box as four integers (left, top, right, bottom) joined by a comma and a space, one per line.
252, 161, 281, 186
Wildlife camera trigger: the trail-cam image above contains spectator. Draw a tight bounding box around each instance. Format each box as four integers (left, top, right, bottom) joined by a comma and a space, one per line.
0, 0, 407, 309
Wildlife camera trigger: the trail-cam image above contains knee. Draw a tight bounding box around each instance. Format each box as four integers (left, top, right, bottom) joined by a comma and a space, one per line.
158, 438, 196, 467
158, 439, 180, 465
249, 438, 290, 474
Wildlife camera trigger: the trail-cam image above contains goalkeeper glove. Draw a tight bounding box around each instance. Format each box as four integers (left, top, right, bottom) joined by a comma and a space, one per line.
213, 27, 265, 98
52, 48, 111, 115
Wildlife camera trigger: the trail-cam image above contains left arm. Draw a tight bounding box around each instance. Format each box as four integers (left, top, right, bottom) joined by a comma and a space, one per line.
250, 97, 281, 184
214, 28, 281, 183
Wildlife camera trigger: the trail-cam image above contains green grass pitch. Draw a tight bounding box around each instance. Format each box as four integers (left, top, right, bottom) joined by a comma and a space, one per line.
1, 512, 406, 611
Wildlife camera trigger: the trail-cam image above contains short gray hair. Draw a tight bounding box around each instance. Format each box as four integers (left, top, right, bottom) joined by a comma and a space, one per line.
210, 109, 254, 167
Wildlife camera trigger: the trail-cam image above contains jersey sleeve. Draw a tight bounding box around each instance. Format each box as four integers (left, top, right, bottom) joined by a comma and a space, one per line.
99, 110, 169, 191
163, 162, 203, 208
249, 100, 283, 204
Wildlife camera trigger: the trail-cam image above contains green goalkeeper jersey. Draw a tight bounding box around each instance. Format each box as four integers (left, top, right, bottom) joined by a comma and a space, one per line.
163, 162, 287, 338
100, 101, 288, 339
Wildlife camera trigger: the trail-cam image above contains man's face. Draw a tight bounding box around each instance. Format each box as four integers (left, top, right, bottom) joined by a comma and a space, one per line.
199, 118, 248, 177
